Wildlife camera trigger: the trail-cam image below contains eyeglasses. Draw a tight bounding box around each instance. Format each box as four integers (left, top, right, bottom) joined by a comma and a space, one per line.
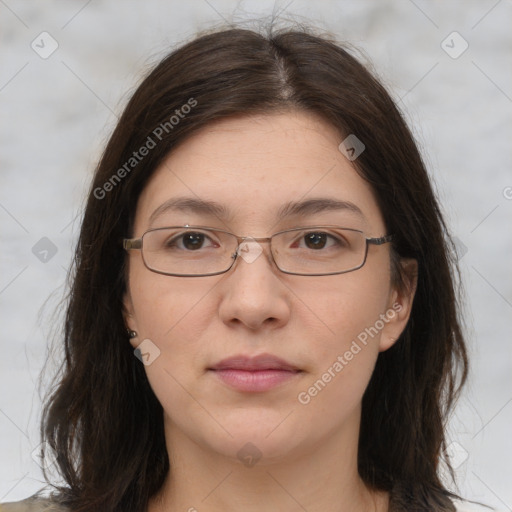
123, 225, 393, 277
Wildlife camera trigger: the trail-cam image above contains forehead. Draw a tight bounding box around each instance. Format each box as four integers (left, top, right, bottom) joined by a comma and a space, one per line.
135, 112, 385, 234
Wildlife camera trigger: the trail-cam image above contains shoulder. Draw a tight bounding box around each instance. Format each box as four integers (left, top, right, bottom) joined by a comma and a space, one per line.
0, 497, 70, 512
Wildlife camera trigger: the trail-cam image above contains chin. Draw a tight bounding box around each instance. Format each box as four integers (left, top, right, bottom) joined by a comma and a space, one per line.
198, 419, 309, 467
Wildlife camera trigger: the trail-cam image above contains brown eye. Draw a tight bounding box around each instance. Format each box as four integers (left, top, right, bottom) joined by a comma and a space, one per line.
181, 232, 206, 250
304, 232, 328, 249
164, 231, 216, 251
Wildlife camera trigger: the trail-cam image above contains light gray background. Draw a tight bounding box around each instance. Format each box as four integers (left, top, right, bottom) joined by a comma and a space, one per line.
1, 0, 511, 509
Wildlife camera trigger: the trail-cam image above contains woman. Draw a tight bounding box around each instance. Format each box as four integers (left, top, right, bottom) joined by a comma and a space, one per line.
1, 26, 494, 512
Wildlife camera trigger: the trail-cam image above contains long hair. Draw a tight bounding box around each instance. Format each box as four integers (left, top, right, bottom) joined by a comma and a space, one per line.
38, 26, 469, 511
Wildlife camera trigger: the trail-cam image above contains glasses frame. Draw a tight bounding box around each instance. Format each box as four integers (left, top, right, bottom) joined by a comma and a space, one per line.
123, 225, 393, 277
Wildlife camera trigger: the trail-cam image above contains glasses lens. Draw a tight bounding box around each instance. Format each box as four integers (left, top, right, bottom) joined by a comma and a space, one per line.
139, 226, 368, 276
272, 227, 366, 275
141, 227, 237, 275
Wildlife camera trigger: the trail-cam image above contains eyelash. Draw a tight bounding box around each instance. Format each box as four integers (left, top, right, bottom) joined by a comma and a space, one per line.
165, 230, 346, 250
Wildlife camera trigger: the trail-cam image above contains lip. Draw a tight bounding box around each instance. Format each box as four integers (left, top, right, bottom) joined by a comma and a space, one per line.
209, 353, 300, 372
208, 354, 303, 392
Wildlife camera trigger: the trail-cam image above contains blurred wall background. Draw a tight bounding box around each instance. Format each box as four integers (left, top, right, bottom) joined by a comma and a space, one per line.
1, 0, 511, 508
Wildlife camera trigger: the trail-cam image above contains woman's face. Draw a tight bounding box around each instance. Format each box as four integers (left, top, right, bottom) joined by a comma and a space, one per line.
124, 111, 416, 465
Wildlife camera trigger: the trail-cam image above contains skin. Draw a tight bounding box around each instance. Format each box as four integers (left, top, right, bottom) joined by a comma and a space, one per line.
124, 111, 417, 512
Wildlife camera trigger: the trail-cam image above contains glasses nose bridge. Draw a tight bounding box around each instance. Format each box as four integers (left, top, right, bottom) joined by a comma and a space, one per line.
235, 235, 277, 258
235, 234, 273, 245
231, 234, 278, 270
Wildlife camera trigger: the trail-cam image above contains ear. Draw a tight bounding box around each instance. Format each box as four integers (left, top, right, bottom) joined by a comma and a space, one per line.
123, 289, 139, 349
379, 258, 418, 352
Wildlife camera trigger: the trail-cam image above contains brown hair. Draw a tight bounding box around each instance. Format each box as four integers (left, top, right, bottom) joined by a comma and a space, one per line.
37, 25, 471, 511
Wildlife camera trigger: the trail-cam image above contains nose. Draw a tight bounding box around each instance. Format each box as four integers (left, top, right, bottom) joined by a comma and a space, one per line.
217, 239, 291, 331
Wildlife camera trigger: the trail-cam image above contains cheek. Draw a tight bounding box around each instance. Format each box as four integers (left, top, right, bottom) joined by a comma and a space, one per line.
127, 265, 221, 405
294, 262, 391, 407
296, 257, 391, 347
128, 271, 220, 424
129, 262, 216, 342
296, 349, 377, 434
295, 299, 383, 425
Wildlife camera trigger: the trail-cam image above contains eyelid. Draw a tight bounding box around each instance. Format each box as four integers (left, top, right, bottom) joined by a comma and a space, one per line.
292, 229, 345, 245
146, 225, 364, 239
175, 228, 224, 245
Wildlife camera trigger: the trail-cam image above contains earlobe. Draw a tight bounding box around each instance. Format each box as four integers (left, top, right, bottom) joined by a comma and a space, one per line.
123, 291, 138, 347
380, 336, 398, 352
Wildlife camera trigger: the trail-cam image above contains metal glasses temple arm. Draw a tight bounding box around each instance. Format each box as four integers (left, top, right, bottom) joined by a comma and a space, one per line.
123, 238, 142, 250
367, 235, 393, 245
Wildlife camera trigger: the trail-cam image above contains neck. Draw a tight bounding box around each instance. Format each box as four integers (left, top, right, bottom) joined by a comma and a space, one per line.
148, 410, 389, 512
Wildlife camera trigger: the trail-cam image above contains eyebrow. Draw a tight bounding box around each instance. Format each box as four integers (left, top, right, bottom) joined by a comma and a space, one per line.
149, 197, 230, 225
148, 196, 367, 225
276, 197, 366, 221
